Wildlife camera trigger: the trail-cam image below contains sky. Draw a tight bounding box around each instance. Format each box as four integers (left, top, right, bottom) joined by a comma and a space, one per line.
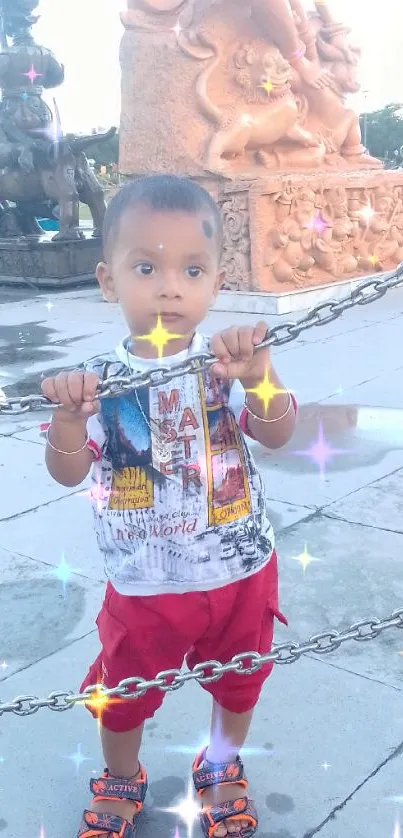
34, 0, 403, 133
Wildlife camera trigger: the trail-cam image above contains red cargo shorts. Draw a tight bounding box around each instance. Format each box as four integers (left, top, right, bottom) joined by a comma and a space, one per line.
79, 550, 287, 732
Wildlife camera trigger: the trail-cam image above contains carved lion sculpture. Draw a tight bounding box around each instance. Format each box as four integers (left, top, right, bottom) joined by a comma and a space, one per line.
198, 42, 326, 175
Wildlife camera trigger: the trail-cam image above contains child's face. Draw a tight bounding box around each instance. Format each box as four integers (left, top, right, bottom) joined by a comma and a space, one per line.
97, 205, 224, 356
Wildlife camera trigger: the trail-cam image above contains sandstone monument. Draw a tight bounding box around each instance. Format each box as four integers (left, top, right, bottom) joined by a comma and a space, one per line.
119, 0, 403, 299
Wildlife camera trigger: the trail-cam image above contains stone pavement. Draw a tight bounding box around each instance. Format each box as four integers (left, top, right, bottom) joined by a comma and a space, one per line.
1, 285, 403, 838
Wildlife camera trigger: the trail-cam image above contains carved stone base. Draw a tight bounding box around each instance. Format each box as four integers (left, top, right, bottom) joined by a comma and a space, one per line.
205, 169, 403, 294
212, 272, 388, 316
0, 231, 101, 288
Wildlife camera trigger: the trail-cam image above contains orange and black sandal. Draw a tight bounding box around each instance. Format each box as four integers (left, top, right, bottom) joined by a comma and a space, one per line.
77, 765, 148, 838
192, 748, 258, 838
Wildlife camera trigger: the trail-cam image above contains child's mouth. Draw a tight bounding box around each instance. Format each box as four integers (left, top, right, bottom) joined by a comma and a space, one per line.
159, 313, 184, 323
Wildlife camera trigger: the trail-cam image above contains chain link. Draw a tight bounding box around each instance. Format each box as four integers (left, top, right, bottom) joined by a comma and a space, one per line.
2, 266, 403, 416
1, 608, 402, 717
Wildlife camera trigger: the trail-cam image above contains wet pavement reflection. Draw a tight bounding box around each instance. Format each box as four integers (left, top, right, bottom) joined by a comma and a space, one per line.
254, 403, 403, 475
0, 321, 94, 396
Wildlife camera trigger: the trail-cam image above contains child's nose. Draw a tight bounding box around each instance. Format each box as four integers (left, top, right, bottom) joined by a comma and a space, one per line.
158, 271, 183, 297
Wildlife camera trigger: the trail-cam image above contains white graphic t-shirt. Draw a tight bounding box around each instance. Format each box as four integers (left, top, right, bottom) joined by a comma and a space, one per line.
44, 333, 276, 595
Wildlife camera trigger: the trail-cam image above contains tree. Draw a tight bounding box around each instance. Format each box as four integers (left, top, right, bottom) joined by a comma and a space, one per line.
359, 103, 403, 162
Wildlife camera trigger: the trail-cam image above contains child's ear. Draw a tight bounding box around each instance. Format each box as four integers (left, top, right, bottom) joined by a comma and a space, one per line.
213, 267, 226, 298
96, 262, 119, 303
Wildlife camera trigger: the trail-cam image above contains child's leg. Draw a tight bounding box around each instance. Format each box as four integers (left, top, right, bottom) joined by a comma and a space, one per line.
90, 722, 144, 823
78, 583, 211, 831
188, 554, 287, 836
207, 702, 254, 764
201, 703, 255, 836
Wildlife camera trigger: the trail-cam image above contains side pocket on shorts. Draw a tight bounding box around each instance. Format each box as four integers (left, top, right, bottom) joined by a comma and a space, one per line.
96, 593, 129, 663
269, 606, 288, 627
265, 551, 288, 627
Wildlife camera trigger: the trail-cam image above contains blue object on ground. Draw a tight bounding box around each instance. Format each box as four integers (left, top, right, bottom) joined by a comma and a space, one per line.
37, 217, 59, 231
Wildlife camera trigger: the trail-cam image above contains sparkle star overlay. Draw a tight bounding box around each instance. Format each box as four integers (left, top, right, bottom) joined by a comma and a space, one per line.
307, 211, 329, 235
261, 78, 273, 94
79, 678, 128, 731
136, 314, 186, 358
292, 422, 348, 478
65, 743, 93, 775
23, 64, 42, 85
78, 481, 112, 514
50, 553, 84, 597
240, 114, 254, 127
291, 543, 321, 575
245, 367, 288, 413
359, 204, 374, 223
158, 781, 200, 838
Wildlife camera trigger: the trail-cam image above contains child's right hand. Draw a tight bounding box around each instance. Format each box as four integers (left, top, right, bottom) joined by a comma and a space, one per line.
41, 371, 101, 421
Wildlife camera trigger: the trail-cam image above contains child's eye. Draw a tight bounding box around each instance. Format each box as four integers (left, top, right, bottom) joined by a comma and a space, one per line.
134, 262, 154, 276
186, 266, 202, 279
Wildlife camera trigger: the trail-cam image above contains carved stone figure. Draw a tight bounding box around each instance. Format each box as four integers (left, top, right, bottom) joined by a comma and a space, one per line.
119, 0, 403, 294
120, 0, 378, 176
256, 172, 403, 291
200, 43, 327, 173
0, 0, 116, 240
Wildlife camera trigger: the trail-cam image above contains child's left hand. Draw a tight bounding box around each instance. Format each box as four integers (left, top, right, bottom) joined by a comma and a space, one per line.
210, 322, 270, 384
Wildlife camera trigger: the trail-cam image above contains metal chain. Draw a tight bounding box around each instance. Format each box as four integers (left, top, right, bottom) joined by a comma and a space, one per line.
2, 265, 403, 416
1, 607, 403, 717
2, 267, 403, 720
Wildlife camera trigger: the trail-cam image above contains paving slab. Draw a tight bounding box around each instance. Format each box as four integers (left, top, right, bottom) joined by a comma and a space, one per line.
0, 545, 104, 681
324, 468, 403, 532
314, 743, 403, 838
251, 423, 403, 508
0, 489, 112, 584
274, 515, 403, 689
320, 377, 403, 411
0, 628, 402, 838
275, 332, 403, 404
0, 411, 46, 437
0, 435, 72, 519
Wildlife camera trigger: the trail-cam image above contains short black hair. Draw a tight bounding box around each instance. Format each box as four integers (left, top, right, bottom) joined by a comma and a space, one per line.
102, 174, 223, 259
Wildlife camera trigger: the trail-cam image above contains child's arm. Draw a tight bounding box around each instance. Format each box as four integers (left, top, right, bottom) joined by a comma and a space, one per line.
211, 322, 297, 450
45, 414, 95, 487
239, 365, 297, 449
41, 370, 100, 487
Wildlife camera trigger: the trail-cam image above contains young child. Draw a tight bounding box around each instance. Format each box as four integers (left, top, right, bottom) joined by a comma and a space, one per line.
41, 175, 297, 838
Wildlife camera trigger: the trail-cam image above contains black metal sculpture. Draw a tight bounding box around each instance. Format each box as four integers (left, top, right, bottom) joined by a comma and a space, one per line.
0, 0, 116, 240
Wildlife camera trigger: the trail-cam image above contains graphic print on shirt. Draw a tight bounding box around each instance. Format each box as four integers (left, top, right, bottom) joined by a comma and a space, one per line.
82, 344, 276, 593
101, 390, 154, 510
198, 373, 251, 526
156, 387, 203, 492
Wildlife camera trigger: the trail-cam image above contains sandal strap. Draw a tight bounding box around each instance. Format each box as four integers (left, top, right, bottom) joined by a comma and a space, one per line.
90, 767, 147, 808
192, 749, 247, 794
77, 809, 135, 838
200, 797, 258, 838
